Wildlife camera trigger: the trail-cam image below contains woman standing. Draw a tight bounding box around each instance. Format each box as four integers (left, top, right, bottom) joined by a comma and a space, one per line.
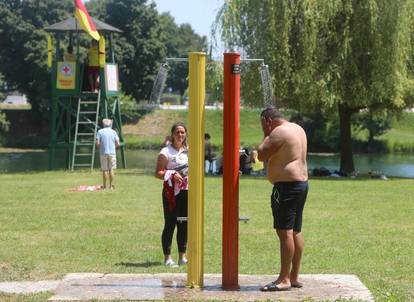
155, 122, 188, 266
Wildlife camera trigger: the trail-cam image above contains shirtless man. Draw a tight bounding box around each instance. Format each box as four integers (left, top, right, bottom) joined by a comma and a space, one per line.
257, 107, 309, 292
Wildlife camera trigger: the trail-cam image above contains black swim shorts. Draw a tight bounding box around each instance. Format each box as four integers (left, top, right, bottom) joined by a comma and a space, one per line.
271, 181, 308, 232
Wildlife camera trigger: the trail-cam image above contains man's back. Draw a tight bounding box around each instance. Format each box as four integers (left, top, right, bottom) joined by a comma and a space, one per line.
267, 122, 308, 183
88, 44, 99, 67
97, 128, 119, 155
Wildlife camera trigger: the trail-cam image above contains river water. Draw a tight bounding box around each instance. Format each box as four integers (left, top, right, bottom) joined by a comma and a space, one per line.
0, 149, 414, 178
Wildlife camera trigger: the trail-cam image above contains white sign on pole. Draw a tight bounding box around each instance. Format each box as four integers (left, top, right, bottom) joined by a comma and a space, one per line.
105, 64, 118, 92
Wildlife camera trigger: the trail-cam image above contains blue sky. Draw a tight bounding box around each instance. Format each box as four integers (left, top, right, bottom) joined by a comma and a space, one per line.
83, 0, 223, 37
85, 0, 224, 54
153, 0, 224, 38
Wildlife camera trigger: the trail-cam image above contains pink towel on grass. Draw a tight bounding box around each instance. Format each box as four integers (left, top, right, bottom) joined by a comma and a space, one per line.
67, 185, 103, 192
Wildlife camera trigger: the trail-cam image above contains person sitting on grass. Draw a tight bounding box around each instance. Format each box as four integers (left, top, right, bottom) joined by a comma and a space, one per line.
239, 147, 253, 175
204, 133, 217, 175
96, 118, 120, 190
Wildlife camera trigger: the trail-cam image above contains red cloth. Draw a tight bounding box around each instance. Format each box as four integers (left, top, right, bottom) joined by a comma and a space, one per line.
163, 178, 176, 212
87, 66, 100, 75
74, 0, 100, 40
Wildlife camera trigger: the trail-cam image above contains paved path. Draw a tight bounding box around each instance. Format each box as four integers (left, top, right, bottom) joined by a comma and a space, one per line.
0, 273, 374, 301
0, 280, 60, 294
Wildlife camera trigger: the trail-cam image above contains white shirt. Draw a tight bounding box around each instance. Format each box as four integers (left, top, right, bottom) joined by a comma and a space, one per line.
159, 144, 188, 170
160, 144, 189, 191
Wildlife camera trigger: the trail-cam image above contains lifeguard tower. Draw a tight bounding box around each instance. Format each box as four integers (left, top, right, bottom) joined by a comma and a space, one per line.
45, 17, 126, 170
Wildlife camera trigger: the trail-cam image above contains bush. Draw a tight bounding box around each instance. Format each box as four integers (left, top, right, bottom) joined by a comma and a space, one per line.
352, 139, 388, 153
0, 110, 10, 145
289, 112, 339, 152
119, 92, 142, 124
385, 140, 414, 153
354, 110, 392, 151
160, 94, 180, 105
8, 134, 49, 148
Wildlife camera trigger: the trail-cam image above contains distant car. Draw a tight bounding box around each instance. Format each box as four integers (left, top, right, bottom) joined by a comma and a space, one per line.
2, 94, 28, 105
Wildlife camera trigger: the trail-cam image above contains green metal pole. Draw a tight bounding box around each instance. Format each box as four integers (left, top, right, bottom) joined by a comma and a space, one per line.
69, 32, 73, 48
48, 96, 58, 170
114, 98, 126, 168
67, 97, 72, 169
48, 35, 61, 170
76, 18, 80, 59
102, 97, 108, 118
110, 33, 115, 63
56, 34, 61, 60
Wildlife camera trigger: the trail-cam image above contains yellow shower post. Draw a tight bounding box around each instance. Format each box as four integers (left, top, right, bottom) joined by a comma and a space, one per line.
187, 52, 206, 288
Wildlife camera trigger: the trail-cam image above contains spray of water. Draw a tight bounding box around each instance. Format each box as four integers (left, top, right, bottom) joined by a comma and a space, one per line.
150, 63, 169, 104
259, 64, 274, 108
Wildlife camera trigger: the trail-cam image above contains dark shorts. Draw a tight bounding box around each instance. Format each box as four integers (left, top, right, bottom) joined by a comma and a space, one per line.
87, 66, 100, 77
271, 181, 308, 232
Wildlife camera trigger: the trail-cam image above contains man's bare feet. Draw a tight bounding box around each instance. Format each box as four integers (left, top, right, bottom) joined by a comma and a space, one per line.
291, 281, 303, 288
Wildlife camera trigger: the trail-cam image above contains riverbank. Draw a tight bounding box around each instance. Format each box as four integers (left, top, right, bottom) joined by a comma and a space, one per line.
0, 171, 412, 301
0, 147, 44, 153
123, 109, 414, 152
2, 109, 414, 153
1, 148, 414, 177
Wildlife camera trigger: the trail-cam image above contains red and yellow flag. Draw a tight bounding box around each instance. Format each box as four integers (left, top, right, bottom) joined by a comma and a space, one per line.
74, 0, 100, 41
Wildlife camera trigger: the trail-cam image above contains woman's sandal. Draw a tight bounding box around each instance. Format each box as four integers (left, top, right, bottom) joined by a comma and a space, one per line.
260, 281, 291, 292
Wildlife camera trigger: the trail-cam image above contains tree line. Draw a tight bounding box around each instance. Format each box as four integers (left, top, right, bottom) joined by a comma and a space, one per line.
0, 0, 207, 136
215, 0, 414, 173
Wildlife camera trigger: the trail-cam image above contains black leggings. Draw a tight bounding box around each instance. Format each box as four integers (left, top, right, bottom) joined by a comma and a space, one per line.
162, 189, 188, 255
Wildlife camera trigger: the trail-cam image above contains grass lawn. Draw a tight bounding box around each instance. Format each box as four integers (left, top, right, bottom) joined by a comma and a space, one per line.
124, 108, 265, 150
378, 112, 414, 153
0, 171, 413, 301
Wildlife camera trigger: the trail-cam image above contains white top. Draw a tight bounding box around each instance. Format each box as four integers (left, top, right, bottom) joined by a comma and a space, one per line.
159, 144, 188, 170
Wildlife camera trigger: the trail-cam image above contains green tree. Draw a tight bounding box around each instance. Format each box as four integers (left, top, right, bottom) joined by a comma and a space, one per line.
0, 0, 72, 126
0, 72, 5, 101
0, 110, 10, 145
0, 73, 9, 144
159, 13, 207, 99
206, 61, 223, 104
0, 0, 205, 140
97, 0, 166, 102
356, 110, 392, 148
215, 0, 414, 173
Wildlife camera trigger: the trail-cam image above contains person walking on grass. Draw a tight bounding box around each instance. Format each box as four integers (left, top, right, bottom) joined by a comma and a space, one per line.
257, 107, 309, 291
155, 122, 189, 267
96, 118, 120, 190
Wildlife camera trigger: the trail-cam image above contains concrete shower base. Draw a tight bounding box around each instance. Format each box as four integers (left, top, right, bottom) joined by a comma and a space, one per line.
48, 273, 374, 301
